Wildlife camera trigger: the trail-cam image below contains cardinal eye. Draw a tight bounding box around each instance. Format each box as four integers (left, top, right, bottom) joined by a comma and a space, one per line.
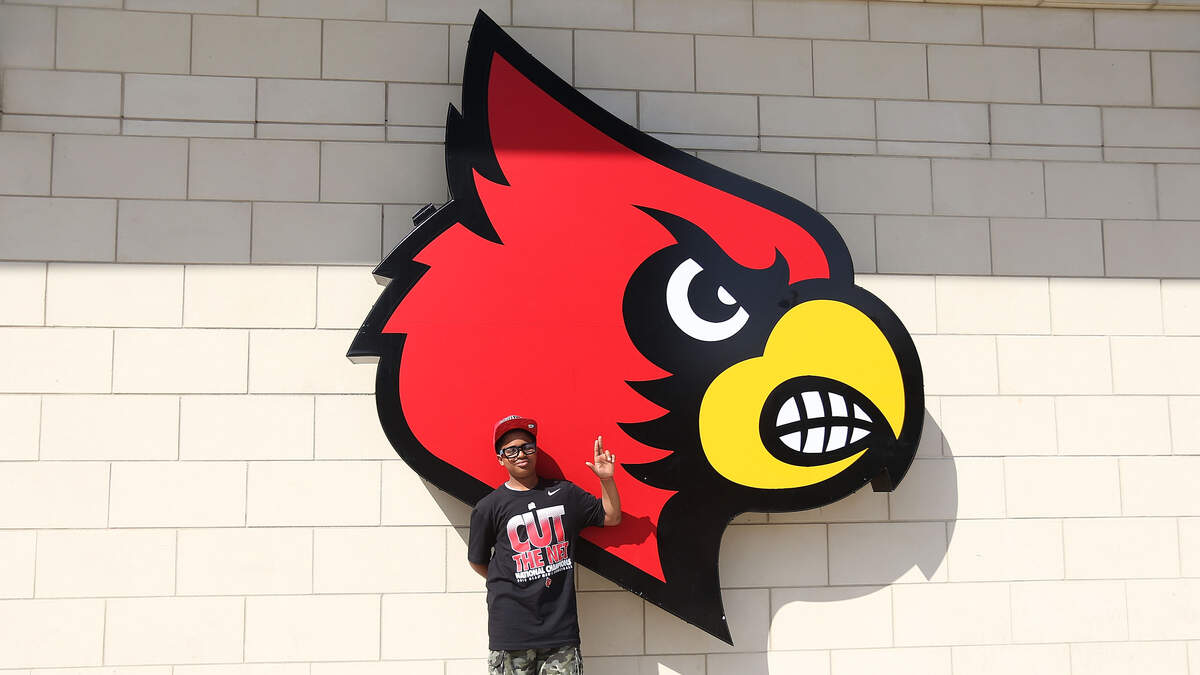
666, 258, 749, 342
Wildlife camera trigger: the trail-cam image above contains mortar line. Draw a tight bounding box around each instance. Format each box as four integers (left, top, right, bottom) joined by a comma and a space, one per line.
249, 203, 255, 263
185, 138, 191, 200
40, 259, 48, 326
997, 454, 1009, 521
927, 156, 934, 221
105, 461, 113, 528
1099, 219, 1108, 277
244, 329, 251, 392
1037, 48, 1044, 105
48, 131, 55, 198
824, 522, 831, 587
942, 520, 952, 579
809, 39, 815, 104
36, 393, 44, 460
254, 74, 261, 137
243, 460, 250, 527
180, 264, 187, 327
642, 589, 648, 655
692, 34, 697, 92
186, 14, 193, 74
1152, 162, 1161, 220
986, 218, 997, 278
1147, 51, 1155, 106
1116, 452, 1126, 521
888, 585, 896, 652
992, 333, 1002, 410
112, 197, 123, 262
569, 28, 579, 94
109, 328, 116, 394
871, 216, 878, 275
1040, 161, 1047, 222
756, 95, 761, 151
923, 43, 930, 100
31, 530, 38, 598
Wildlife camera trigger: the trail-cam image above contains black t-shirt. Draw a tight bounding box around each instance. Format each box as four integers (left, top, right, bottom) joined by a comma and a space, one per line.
467, 478, 606, 651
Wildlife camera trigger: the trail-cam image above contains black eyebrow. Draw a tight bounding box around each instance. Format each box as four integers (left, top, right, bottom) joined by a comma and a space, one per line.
634, 205, 790, 285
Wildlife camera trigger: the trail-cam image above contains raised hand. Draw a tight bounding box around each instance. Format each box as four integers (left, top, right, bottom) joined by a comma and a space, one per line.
585, 435, 615, 479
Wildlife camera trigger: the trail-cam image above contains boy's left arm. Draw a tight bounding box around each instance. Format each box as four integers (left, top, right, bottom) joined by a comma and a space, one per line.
585, 435, 621, 526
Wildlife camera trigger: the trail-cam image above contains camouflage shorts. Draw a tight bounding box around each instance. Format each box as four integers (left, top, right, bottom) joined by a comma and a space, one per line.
487, 644, 581, 675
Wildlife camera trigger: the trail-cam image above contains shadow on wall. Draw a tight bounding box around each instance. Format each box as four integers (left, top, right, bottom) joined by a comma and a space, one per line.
427, 408, 958, 669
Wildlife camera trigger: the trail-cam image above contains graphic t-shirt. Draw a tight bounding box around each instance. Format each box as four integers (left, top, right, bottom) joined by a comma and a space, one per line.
467, 478, 606, 651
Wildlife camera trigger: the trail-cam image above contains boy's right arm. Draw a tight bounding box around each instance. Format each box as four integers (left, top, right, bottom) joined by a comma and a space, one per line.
467, 502, 493, 579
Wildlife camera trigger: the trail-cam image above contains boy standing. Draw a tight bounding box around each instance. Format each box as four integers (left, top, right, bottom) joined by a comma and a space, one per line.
468, 415, 621, 675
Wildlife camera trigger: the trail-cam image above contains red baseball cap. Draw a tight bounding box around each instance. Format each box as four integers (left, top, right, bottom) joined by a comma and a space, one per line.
493, 414, 538, 450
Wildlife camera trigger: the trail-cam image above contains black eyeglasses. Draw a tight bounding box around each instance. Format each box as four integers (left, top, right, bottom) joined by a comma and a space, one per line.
499, 443, 537, 459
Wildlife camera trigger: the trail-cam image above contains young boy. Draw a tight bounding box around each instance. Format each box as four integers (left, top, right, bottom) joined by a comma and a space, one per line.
467, 415, 621, 675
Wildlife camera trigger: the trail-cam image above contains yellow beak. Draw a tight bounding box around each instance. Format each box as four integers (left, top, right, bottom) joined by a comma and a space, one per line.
698, 299, 907, 490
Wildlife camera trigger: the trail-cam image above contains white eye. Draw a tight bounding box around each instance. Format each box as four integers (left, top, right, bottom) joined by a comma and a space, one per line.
666, 258, 749, 342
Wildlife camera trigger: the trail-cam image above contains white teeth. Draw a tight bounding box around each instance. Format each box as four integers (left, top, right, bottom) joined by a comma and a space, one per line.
775, 391, 873, 455
780, 431, 804, 452
826, 425, 849, 451
829, 393, 847, 418
801, 391, 824, 419
802, 426, 826, 454
776, 397, 801, 427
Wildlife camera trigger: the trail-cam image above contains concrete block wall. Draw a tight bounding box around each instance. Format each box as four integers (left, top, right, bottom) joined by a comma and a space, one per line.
1, 0, 1199, 673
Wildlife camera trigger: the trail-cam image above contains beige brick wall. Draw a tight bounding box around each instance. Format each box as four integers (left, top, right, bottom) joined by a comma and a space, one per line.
1, 0, 1199, 673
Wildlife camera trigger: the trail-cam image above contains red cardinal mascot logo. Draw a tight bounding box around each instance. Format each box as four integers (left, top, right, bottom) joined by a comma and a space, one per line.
349, 12, 924, 644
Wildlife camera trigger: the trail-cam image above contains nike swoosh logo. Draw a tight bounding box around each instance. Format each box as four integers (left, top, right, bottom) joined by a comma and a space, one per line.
547, 488, 561, 496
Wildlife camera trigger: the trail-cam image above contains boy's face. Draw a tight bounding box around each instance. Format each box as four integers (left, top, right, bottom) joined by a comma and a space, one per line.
497, 429, 537, 480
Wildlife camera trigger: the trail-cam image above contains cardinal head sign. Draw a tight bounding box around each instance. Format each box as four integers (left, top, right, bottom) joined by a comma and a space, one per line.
348, 11, 924, 644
